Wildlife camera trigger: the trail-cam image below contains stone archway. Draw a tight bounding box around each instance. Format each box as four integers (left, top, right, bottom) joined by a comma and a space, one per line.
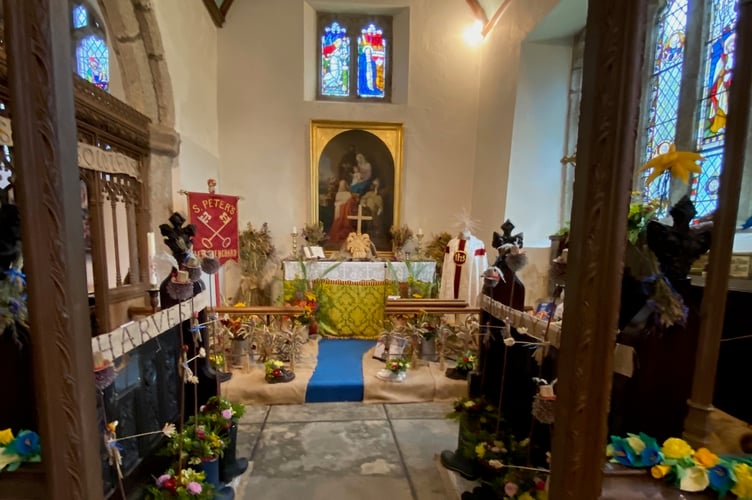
97, 0, 181, 229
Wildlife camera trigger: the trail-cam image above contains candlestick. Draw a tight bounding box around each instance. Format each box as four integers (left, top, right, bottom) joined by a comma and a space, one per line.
292, 226, 298, 236
147, 232, 156, 259
291, 231, 298, 258
416, 232, 425, 258
417, 227, 423, 237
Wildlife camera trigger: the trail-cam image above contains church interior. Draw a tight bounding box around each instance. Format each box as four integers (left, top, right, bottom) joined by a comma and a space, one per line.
1, 0, 751, 498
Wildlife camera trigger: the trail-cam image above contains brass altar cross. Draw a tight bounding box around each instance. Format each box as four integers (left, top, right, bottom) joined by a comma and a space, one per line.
347, 203, 373, 234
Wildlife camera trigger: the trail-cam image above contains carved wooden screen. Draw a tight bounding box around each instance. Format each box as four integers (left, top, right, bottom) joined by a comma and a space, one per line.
73, 77, 151, 333
0, 53, 151, 334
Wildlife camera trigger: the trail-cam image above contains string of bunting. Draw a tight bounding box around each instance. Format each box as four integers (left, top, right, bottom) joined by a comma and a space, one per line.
480, 295, 561, 348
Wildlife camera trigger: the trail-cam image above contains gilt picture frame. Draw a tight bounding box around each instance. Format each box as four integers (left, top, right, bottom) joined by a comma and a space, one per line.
310, 120, 403, 254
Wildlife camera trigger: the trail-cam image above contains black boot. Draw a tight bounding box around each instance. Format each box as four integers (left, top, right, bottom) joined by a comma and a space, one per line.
440, 449, 479, 480
440, 415, 480, 480
220, 423, 249, 483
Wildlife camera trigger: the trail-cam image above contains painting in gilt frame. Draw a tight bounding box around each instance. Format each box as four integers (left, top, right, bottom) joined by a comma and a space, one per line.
310, 120, 403, 254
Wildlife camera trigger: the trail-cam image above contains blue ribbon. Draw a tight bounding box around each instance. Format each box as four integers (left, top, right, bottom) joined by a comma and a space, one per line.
4, 268, 26, 285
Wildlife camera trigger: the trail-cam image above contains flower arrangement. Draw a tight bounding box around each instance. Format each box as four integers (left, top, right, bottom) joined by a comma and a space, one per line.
292, 290, 318, 326
385, 357, 410, 374
0, 429, 41, 472
447, 397, 498, 424
627, 197, 661, 245
220, 314, 253, 341
164, 424, 225, 466
197, 396, 245, 434
455, 351, 477, 372
607, 433, 752, 497
264, 359, 294, 383
301, 222, 327, 246
146, 467, 213, 499
390, 224, 413, 249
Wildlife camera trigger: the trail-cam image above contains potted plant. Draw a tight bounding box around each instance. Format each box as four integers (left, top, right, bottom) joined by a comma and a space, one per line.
163, 423, 226, 488
446, 351, 476, 380
417, 315, 439, 362
197, 396, 248, 483
146, 467, 213, 499
220, 311, 255, 367
376, 356, 410, 382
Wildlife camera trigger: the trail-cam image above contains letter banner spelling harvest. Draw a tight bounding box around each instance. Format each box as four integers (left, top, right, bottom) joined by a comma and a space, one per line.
186, 192, 239, 264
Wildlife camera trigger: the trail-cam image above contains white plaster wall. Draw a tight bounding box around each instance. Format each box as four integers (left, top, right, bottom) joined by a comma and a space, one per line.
218, 0, 483, 257
470, 0, 559, 252
505, 41, 571, 247
152, 0, 220, 212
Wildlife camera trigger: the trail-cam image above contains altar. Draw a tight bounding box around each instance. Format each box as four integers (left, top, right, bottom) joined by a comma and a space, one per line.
282, 260, 437, 338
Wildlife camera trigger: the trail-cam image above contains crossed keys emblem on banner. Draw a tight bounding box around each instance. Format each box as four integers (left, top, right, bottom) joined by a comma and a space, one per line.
197, 211, 233, 248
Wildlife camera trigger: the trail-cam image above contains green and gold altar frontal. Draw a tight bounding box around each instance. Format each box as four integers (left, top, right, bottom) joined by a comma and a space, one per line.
282, 260, 437, 338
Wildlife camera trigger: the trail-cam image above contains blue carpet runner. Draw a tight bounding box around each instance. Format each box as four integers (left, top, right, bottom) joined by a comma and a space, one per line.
305, 339, 375, 403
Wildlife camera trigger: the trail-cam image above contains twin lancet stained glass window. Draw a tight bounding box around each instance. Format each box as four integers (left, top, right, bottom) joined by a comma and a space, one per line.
692, 0, 738, 217
641, 0, 688, 206
71, 2, 110, 92
640, 0, 738, 218
318, 14, 392, 102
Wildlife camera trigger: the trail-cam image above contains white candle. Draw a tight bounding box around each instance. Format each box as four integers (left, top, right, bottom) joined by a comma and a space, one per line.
417, 227, 424, 236
147, 232, 156, 259
292, 226, 298, 235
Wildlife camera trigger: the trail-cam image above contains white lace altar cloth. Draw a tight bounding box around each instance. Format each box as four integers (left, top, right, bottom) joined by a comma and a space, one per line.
282, 261, 436, 283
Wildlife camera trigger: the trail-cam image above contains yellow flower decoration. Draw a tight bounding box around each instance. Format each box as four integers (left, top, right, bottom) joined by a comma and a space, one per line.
475, 443, 486, 459
0, 428, 13, 446
732, 463, 752, 499
693, 447, 719, 468
638, 144, 704, 186
662, 437, 694, 460
651, 464, 671, 479
518, 493, 534, 500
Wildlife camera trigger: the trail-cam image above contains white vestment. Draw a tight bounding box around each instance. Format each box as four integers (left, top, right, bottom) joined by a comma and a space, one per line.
439, 235, 487, 307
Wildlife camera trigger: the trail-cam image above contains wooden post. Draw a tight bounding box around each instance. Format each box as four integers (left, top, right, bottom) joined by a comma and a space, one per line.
548, 1, 648, 499
3, 1, 104, 498
683, 0, 752, 448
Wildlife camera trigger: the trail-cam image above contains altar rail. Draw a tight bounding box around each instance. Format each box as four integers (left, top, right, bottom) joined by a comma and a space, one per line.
384, 299, 480, 316
480, 295, 562, 348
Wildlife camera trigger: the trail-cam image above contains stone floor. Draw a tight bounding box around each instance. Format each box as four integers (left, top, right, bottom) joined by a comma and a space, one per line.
233, 401, 458, 500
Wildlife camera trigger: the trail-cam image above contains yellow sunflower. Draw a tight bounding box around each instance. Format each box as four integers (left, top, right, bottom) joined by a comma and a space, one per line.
638, 144, 704, 186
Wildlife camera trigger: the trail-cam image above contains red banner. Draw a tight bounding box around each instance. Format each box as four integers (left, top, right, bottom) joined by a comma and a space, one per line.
186, 192, 239, 264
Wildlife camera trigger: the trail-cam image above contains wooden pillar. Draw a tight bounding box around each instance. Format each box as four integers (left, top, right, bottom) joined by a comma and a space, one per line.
3, 1, 104, 498
683, 0, 752, 448
548, 1, 648, 499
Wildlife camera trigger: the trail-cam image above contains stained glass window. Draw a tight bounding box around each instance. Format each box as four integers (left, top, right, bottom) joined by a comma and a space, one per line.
640, 0, 688, 206
70, 2, 109, 92
72, 4, 88, 29
321, 22, 350, 97
357, 24, 386, 99
317, 14, 392, 102
692, 0, 738, 217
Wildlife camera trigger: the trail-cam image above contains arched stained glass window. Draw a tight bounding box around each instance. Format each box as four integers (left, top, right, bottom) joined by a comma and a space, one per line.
321, 22, 350, 97
357, 24, 386, 99
640, 0, 688, 206
70, 2, 109, 92
692, 0, 738, 217
317, 13, 392, 102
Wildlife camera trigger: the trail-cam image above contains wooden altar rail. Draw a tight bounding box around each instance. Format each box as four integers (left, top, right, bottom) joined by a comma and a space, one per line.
386, 299, 469, 308
385, 307, 481, 315
129, 305, 306, 324
480, 295, 562, 349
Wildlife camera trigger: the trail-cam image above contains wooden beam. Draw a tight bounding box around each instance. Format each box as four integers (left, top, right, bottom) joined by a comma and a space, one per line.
3, 0, 103, 498
683, 0, 752, 447
465, 0, 489, 25
481, 0, 513, 37
549, 0, 648, 499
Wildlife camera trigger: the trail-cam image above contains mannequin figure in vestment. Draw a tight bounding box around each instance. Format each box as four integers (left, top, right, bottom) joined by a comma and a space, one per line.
439, 230, 487, 307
